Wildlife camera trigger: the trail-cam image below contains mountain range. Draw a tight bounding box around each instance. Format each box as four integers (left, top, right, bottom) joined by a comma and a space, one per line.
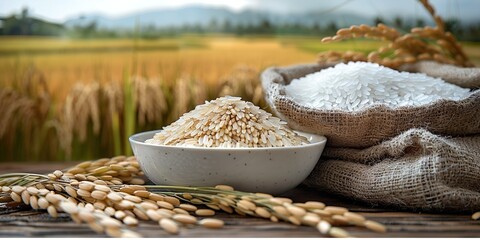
64, 5, 376, 29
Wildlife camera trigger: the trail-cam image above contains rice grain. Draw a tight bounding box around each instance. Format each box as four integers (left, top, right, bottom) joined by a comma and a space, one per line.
285, 62, 471, 111
146, 96, 308, 148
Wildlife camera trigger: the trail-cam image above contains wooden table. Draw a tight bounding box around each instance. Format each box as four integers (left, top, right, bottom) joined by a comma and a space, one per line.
1, 163, 479, 237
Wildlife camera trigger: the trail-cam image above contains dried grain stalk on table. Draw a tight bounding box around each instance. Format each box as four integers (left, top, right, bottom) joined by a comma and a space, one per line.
318, 0, 473, 69
0, 156, 387, 238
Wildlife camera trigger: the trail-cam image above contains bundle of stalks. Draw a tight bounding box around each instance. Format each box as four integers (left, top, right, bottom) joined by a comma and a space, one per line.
50, 76, 172, 159
218, 65, 264, 107
190, 78, 208, 106
0, 67, 52, 160
50, 83, 101, 158
132, 77, 167, 127
64, 83, 101, 142
102, 82, 123, 156
0, 156, 388, 238
318, 0, 473, 69
0, 89, 37, 138
103, 82, 123, 118
170, 76, 192, 121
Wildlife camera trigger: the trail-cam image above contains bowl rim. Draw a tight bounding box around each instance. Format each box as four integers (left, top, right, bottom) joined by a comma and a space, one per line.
129, 130, 327, 151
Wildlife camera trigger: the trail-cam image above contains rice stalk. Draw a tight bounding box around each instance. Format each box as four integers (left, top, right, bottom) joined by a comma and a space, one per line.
49, 82, 102, 160
170, 75, 192, 122
318, 0, 473, 69
0, 64, 54, 162
0, 156, 388, 238
123, 71, 136, 156
51, 92, 75, 159
0, 89, 24, 138
68, 83, 101, 142
132, 77, 167, 127
103, 82, 123, 156
189, 78, 208, 106
418, 0, 444, 31
218, 65, 264, 107
0, 91, 50, 161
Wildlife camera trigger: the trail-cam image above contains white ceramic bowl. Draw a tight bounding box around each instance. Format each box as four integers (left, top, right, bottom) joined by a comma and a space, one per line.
129, 131, 326, 194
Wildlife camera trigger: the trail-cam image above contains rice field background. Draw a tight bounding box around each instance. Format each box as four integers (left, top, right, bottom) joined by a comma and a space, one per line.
1, 35, 480, 162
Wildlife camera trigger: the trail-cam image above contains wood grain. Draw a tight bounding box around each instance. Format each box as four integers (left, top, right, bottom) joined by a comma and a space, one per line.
1, 162, 479, 237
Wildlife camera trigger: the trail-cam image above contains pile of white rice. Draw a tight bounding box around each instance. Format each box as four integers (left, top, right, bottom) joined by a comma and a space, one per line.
146, 96, 308, 148
285, 61, 471, 111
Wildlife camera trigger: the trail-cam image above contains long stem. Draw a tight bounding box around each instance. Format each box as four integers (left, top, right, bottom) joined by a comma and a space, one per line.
0, 173, 49, 179
0, 173, 49, 187
143, 185, 249, 196
111, 110, 122, 156
123, 70, 135, 156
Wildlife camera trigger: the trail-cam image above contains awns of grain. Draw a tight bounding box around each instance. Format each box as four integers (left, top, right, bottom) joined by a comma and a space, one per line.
318, 0, 472, 69
0, 156, 389, 238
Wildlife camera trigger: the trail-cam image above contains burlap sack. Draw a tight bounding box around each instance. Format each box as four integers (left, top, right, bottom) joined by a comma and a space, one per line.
261, 61, 480, 148
304, 128, 480, 212
400, 61, 480, 88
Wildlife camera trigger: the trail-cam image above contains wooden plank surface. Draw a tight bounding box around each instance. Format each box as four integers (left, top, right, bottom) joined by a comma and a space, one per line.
1, 162, 479, 237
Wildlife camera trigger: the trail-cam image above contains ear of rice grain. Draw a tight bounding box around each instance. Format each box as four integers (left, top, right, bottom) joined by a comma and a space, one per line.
145, 96, 308, 148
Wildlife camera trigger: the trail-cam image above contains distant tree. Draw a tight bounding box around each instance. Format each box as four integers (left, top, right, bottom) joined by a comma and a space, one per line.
141, 24, 159, 39
444, 18, 461, 33
234, 23, 246, 35
73, 21, 97, 38
244, 22, 255, 34
21, 8, 28, 19
84, 21, 97, 36
393, 16, 404, 30
208, 18, 218, 32
192, 23, 204, 34
222, 19, 232, 32
1, 7, 63, 36
464, 23, 480, 41
326, 21, 337, 34
373, 16, 384, 26
1, 16, 20, 35
16, 7, 31, 35
259, 19, 272, 34
312, 22, 321, 34
415, 18, 426, 27
21, 8, 32, 34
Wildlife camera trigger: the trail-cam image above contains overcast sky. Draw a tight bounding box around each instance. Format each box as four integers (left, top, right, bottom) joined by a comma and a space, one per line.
1, 0, 479, 22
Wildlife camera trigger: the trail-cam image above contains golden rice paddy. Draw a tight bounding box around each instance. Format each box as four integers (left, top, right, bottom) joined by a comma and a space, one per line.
0, 35, 478, 162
